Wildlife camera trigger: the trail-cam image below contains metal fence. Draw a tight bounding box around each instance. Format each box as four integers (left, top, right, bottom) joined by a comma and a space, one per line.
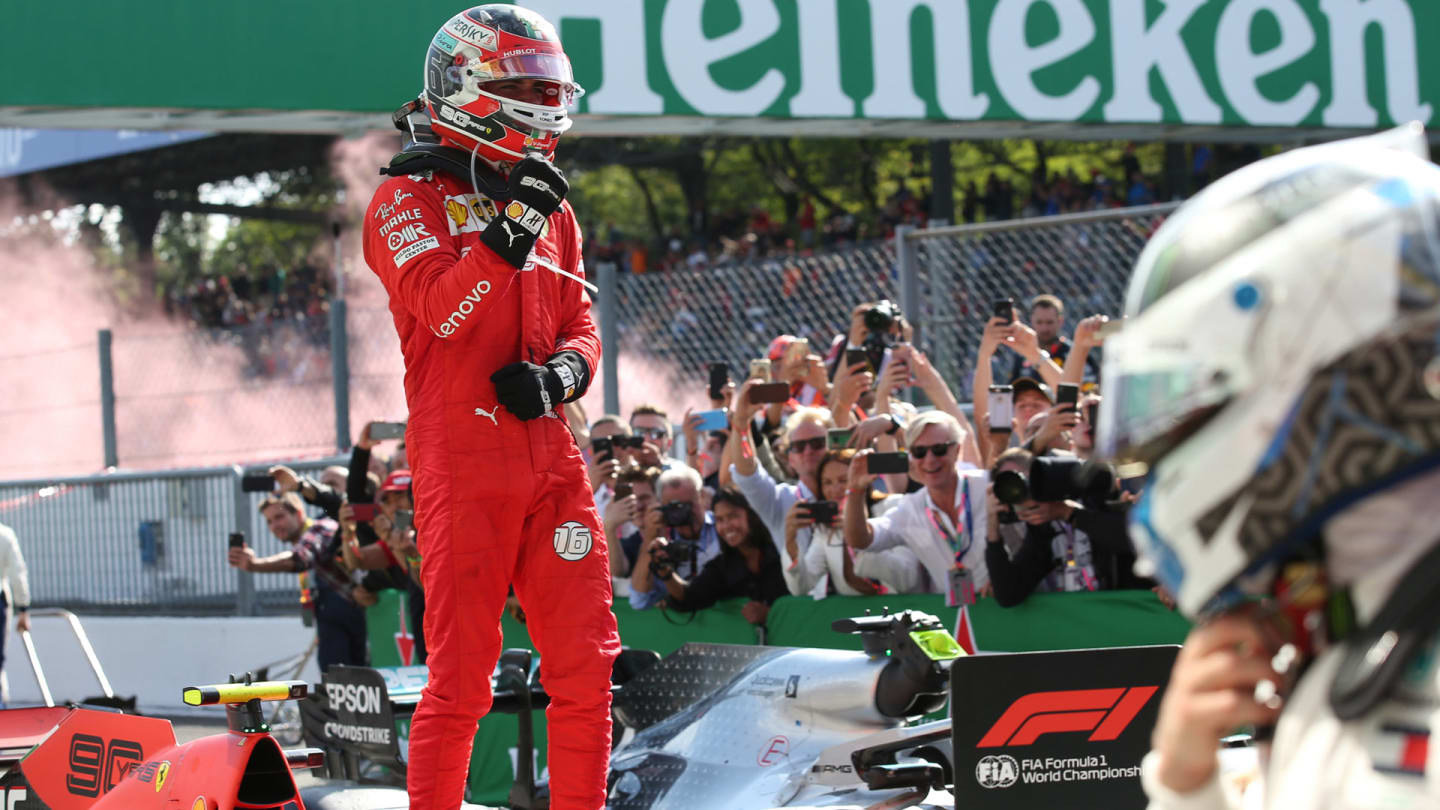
0, 458, 343, 615
0, 203, 1179, 614
592, 202, 1180, 412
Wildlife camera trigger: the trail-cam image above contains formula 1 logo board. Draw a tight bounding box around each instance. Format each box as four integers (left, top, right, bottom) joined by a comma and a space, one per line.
951, 645, 1179, 810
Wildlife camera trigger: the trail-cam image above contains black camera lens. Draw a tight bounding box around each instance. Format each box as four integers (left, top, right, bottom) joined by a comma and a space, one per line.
993, 469, 1030, 505
661, 501, 692, 527
864, 300, 899, 332
1028, 457, 1115, 503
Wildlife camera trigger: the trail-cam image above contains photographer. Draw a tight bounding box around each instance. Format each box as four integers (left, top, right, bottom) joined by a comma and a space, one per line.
628, 465, 720, 610
656, 487, 787, 626
845, 412, 989, 597
784, 449, 923, 596
983, 448, 1139, 608
229, 492, 366, 671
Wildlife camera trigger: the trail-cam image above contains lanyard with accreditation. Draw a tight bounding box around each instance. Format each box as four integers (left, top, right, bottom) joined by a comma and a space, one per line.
926, 487, 976, 607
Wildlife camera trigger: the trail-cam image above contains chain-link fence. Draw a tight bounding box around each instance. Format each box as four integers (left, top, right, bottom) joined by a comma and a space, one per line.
902, 203, 1179, 400
0, 458, 343, 615
593, 203, 1180, 415
596, 243, 901, 418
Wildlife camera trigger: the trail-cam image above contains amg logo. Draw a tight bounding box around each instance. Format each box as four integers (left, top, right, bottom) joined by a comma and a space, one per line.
810, 764, 853, 773
977, 687, 1158, 747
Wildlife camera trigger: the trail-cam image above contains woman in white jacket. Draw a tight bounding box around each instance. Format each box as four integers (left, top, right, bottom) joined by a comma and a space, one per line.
781, 449, 921, 596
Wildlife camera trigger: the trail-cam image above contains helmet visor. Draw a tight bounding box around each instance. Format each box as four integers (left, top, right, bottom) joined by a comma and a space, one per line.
474, 53, 582, 103
1097, 365, 1229, 468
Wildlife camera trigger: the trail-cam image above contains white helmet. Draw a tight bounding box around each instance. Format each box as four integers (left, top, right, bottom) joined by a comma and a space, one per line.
1099, 124, 1440, 617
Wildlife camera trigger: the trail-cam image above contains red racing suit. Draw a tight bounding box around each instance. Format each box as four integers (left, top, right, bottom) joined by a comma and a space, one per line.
363, 167, 620, 810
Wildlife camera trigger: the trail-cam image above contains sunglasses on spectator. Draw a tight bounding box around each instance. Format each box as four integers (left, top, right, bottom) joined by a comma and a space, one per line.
632, 428, 668, 441
612, 436, 645, 449
787, 437, 827, 453
909, 441, 956, 459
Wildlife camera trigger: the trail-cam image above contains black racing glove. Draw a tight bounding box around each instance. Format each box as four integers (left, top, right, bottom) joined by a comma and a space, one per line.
481, 155, 570, 269
490, 351, 590, 421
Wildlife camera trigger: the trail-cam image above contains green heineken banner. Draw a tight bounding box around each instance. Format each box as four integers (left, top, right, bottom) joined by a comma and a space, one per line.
2, 1, 1435, 135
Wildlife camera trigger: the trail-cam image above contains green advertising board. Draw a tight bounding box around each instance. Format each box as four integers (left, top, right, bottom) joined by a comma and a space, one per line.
2, 1, 1435, 138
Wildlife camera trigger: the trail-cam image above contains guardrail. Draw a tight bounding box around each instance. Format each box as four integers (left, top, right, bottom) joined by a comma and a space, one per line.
0, 457, 344, 616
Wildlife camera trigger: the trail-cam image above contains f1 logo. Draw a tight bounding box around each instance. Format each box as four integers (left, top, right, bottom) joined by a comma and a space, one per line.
977, 687, 1158, 747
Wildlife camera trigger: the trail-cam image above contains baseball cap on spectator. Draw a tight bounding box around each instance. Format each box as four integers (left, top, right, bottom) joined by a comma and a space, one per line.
381, 470, 412, 493
767, 334, 799, 361
1011, 377, 1053, 403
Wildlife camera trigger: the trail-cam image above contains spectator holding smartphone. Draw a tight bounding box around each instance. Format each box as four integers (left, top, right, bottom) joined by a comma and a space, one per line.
602, 466, 660, 581
588, 415, 639, 520
629, 465, 720, 609
1005, 295, 1099, 383
728, 378, 834, 557
844, 412, 988, 597
657, 487, 787, 626
229, 493, 366, 671
784, 450, 922, 596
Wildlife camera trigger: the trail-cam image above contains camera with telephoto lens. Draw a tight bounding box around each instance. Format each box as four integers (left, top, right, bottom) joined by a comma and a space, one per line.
660, 500, 694, 527
649, 537, 698, 577
993, 456, 1115, 507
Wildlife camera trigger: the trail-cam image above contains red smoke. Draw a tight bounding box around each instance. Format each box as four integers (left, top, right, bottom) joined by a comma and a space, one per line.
0, 134, 690, 480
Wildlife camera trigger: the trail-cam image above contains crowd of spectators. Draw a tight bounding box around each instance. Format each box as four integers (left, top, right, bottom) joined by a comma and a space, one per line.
571, 292, 1161, 631
161, 263, 334, 379
226, 288, 1160, 665
227, 420, 417, 672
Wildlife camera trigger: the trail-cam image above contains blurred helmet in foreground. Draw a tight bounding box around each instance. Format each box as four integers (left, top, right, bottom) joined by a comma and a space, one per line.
1098, 123, 1440, 617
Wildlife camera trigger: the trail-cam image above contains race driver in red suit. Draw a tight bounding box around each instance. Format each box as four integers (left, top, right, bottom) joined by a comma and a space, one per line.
361, 6, 619, 809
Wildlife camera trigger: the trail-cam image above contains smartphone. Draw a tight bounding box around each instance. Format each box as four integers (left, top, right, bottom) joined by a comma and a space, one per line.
228, 532, 246, 549
749, 381, 791, 404
748, 358, 772, 381
1086, 402, 1099, 429
350, 503, 378, 522
393, 509, 414, 535
866, 452, 910, 474
370, 421, 408, 440
804, 500, 839, 526
707, 363, 730, 400
992, 297, 1015, 325
241, 473, 275, 493
844, 347, 870, 372
826, 427, 854, 450
873, 347, 895, 388
988, 385, 1014, 433
591, 436, 614, 463
693, 409, 729, 432
1056, 383, 1080, 412
613, 483, 633, 500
